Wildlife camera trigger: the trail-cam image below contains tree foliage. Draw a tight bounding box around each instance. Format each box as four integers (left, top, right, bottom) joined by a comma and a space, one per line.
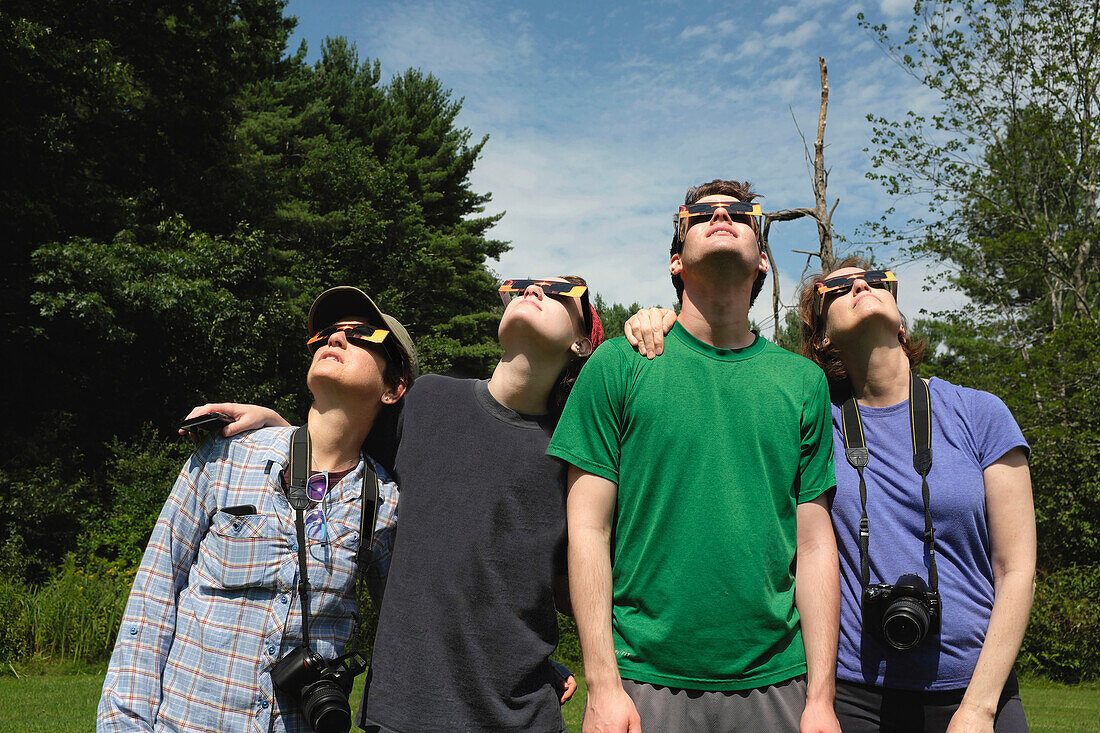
861, 0, 1100, 332
0, 1, 506, 582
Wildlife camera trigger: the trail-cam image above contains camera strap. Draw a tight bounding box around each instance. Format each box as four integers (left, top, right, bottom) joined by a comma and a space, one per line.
286, 426, 379, 648
840, 371, 938, 593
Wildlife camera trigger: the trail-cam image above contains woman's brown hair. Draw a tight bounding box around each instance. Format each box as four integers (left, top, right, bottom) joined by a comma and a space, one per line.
549, 274, 595, 416
797, 256, 927, 399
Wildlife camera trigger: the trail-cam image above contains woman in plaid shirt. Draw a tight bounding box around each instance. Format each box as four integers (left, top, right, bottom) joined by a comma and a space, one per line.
97, 287, 417, 733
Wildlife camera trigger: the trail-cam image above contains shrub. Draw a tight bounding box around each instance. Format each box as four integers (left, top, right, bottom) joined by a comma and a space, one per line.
1019, 564, 1100, 683
0, 578, 30, 665
555, 614, 582, 672
26, 556, 132, 663
77, 426, 191, 576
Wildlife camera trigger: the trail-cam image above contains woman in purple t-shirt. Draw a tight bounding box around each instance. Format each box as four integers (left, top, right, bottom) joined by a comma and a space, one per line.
798, 257, 1035, 732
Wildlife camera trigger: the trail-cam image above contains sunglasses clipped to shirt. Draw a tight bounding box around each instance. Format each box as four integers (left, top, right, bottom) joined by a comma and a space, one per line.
498, 279, 588, 306
306, 323, 390, 353
675, 200, 763, 239
813, 270, 899, 316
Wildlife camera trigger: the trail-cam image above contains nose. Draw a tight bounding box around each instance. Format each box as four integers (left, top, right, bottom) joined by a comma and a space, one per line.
709, 205, 733, 224
523, 283, 545, 300
850, 277, 872, 295
328, 328, 349, 347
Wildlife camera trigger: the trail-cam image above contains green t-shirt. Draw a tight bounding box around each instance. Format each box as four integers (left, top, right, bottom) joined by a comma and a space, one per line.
548, 323, 836, 691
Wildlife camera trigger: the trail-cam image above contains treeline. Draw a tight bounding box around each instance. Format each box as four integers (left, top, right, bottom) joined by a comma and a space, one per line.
0, 0, 508, 587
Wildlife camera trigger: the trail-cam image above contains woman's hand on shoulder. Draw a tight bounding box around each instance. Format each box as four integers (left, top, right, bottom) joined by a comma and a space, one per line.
178, 403, 291, 438
624, 307, 676, 359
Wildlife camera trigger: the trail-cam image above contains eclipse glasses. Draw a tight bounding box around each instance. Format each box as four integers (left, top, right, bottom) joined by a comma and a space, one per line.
498, 279, 588, 306
813, 270, 898, 316
307, 323, 390, 353
674, 200, 762, 241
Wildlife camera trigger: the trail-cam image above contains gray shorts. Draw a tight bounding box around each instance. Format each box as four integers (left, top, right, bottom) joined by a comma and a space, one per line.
620, 675, 807, 732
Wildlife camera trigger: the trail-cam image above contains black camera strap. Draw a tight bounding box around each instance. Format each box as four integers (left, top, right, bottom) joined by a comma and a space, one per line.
286, 426, 379, 648
841, 371, 938, 593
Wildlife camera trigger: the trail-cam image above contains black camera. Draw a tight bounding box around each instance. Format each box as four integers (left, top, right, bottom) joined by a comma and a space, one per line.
862, 573, 941, 650
271, 645, 366, 733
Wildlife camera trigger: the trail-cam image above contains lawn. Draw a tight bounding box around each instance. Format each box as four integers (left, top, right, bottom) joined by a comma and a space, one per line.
1, 669, 1095, 732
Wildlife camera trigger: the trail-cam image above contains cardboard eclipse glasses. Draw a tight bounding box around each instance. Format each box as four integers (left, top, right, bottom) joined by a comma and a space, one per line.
307, 323, 390, 352
675, 200, 762, 239
813, 270, 898, 316
498, 279, 588, 305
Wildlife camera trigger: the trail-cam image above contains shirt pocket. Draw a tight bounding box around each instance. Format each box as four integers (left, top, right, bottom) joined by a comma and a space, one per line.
195, 510, 284, 590
308, 517, 360, 595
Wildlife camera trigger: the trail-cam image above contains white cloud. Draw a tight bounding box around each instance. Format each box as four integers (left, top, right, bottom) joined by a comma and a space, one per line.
879, 0, 915, 19
355, 1, 537, 78
765, 6, 802, 27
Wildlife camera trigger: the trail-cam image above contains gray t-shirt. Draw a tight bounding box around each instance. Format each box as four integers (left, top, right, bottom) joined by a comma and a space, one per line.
360, 375, 567, 733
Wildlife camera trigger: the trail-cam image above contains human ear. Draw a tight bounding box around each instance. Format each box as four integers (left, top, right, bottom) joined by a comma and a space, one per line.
669, 254, 683, 276
571, 338, 593, 358
381, 380, 407, 404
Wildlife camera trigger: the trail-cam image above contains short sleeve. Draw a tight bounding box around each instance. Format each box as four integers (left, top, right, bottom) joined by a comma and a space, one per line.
963, 387, 1030, 468
798, 368, 837, 504
546, 341, 630, 483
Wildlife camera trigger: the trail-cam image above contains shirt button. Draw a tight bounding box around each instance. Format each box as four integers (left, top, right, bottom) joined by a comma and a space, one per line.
267, 644, 276, 655
260, 700, 269, 709
280, 595, 289, 604
129, 626, 138, 635
290, 543, 298, 552
232, 521, 242, 532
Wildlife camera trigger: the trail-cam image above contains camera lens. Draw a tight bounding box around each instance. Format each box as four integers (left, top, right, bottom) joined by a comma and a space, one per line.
882, 596, 931, 650
302, 680, 353, 733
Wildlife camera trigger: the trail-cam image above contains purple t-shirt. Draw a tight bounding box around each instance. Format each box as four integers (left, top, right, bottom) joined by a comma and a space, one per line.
832, 377, 1029, 691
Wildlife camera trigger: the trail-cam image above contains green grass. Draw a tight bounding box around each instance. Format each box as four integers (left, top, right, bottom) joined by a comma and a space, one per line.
1, 667, 1094, 732
0, 671, 105, 733
1018, 675, 1100, 733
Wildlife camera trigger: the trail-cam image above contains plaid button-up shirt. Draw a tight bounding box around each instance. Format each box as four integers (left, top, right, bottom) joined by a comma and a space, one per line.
97, 426, 398, 733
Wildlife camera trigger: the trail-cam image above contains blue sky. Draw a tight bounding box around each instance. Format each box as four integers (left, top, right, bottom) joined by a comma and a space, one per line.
286, 0, 964, 333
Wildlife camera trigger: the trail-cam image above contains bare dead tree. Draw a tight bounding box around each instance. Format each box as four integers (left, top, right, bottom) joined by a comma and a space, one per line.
758, 57, 840, 344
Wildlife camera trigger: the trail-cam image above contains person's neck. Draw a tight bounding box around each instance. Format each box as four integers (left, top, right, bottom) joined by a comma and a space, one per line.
841, 335, 912, 407
677, 279, 756, 349
487, 349, 566, 415
305, 399, 376, 472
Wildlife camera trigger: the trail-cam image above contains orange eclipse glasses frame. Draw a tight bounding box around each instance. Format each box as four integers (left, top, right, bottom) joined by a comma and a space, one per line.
497, 279, 588, 305
813, 270, 899, 317
307, 323, 390, 353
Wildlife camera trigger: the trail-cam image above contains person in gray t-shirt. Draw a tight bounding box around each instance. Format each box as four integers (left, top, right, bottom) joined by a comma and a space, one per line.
198, 276, 604, 732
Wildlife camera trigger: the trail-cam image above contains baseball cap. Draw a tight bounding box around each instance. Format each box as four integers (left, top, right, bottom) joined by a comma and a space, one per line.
307, 286, 419, 383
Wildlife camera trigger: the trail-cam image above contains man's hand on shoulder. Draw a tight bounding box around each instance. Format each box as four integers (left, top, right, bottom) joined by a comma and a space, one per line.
624, 308, 676, 359
583, 683, 642, 733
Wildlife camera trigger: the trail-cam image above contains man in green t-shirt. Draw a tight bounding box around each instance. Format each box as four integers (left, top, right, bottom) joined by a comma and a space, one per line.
547, 179, 841, 732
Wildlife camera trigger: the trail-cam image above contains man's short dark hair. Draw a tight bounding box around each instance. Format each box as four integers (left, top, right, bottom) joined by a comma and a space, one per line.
670, 179, 766, 306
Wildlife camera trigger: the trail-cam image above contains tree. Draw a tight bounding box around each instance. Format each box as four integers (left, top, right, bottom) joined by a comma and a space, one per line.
760, 57, 842, 346
861, 0, 1100, 333
1, 2, 507, 582
230, 39, 507, 376
1, 0, 295, 583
